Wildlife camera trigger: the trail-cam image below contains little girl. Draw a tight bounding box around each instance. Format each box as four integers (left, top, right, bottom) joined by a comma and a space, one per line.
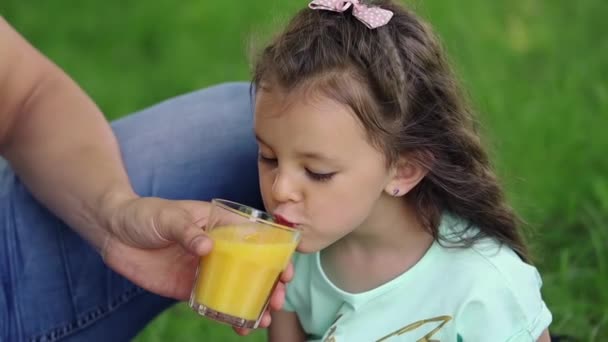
251, 1, 552, 340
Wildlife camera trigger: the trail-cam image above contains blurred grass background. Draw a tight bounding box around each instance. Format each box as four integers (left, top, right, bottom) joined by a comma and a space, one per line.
2, 0, 607, 340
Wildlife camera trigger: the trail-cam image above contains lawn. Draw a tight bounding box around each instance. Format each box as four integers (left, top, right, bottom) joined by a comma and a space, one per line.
2, 0, 606, 340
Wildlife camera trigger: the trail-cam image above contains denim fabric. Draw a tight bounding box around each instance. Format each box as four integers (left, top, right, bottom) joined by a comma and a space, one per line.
0, 82, 262, 341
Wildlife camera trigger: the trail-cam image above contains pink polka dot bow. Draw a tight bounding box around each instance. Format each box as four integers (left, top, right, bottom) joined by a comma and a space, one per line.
308, 0, 394, 29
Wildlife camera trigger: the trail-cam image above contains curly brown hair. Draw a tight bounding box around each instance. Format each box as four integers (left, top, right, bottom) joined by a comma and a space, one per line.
252, 0, 530, 261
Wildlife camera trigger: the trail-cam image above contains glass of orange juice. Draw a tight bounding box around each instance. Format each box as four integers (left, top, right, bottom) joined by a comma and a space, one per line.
188, 199, 300, 328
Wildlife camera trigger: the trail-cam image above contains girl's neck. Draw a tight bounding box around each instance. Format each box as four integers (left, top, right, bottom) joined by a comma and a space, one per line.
321, 195, 434, 293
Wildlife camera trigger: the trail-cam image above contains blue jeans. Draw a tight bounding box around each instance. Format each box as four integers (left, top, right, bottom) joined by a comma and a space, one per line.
0, 82, 263, 341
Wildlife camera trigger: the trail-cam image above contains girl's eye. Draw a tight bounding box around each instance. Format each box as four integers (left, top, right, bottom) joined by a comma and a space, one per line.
258, 154, 277, 165
258, 154, 334, 182
306, 169, 335, 182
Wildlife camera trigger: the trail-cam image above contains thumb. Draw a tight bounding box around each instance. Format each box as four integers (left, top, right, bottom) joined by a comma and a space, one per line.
181, 221, 213, 256
154, 202, 213, 256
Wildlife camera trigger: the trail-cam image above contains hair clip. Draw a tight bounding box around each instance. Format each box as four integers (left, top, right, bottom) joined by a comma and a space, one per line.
309, 0, 394, 29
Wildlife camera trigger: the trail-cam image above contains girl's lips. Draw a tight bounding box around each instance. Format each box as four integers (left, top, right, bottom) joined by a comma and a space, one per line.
274, 214, 296, 228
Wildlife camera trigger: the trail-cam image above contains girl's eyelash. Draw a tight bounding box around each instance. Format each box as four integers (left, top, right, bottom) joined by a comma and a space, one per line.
258, 154, 335, 182
306, 169, 335, 182
258, 155, 277, 164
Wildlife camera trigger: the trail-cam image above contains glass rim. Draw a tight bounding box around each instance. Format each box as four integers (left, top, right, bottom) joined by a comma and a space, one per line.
210, 198, 300, 233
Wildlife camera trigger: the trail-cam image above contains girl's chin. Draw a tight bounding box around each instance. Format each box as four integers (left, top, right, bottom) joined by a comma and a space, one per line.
295, 242, 320, 254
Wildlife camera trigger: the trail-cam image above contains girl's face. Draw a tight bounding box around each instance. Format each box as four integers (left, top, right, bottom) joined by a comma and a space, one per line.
254, 89, 397, 253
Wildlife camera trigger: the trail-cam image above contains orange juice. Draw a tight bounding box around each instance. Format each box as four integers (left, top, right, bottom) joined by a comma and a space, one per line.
192, 224, 298, 320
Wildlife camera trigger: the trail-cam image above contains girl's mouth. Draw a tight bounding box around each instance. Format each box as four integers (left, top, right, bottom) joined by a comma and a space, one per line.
274, 214, 296, 228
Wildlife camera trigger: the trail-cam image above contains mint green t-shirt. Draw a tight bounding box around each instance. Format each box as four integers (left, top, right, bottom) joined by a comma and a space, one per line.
283, 214, 552, 341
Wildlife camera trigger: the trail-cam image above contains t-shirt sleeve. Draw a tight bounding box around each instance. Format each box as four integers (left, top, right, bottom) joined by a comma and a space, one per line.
456, 262, 552, 341
283, 252, 305, 312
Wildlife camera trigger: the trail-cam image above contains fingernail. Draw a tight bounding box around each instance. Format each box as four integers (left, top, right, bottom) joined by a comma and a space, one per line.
190, 236, 210, 255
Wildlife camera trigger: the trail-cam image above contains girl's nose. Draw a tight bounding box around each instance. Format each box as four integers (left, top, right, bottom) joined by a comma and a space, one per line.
271, 170, 302, 204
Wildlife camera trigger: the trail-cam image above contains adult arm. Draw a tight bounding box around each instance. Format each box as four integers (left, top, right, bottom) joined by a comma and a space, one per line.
0, 16, 213, 297
0, 16, 136, 250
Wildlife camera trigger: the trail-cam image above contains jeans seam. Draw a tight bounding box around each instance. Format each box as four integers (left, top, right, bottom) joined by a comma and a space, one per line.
1, 204, 7, 342
29, 286, 145, 342
58, 224, 78, 322
7, 189, 25, 341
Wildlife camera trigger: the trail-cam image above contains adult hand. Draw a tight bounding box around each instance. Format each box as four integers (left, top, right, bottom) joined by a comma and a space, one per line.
101, 196, 212, 300
101, 196, 293, 332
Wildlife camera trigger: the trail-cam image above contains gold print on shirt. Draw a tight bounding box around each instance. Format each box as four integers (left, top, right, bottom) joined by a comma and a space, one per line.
323, 314, 343, 342
375, 315, 453, 342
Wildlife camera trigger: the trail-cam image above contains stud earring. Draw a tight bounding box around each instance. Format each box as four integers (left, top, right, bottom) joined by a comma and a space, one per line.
392, 188, 400, 196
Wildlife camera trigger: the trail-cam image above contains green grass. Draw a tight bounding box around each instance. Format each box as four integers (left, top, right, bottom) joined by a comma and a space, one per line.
2, 0, 607, 340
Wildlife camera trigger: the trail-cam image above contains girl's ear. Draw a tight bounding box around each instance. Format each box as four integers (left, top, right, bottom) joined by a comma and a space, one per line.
384, 157, 429, 197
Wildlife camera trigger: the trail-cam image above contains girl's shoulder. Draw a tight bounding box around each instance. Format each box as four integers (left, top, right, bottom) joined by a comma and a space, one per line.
432, 214, 552, 339
436, 213, 539, 290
